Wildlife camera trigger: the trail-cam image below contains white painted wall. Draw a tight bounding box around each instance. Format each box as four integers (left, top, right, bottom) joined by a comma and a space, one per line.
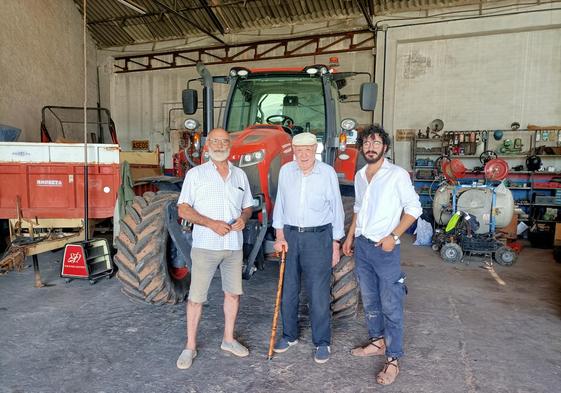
374, 2, 561, 169
0, 0, 99, 142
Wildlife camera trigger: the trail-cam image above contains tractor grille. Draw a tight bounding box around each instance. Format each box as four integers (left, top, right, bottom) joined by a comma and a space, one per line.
240, 165, 262, 195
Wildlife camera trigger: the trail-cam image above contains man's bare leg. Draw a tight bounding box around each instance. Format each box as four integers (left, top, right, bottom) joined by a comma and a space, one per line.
223, 292, 239, 342
186, 300, 203, 350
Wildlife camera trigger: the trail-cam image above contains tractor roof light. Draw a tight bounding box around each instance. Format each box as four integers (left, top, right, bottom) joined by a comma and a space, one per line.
304, 64, 329, 76
305, 67, 318, 75
229, 67, 250, 78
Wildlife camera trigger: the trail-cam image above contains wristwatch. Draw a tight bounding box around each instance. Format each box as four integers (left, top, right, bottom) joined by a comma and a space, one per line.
390, 232, 399, 241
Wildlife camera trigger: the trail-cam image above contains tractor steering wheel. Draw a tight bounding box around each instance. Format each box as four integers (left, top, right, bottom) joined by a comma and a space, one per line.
266, 114, 294, 127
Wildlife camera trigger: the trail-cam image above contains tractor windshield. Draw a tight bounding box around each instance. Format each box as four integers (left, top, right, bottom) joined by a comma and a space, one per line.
225, 76, 326, 137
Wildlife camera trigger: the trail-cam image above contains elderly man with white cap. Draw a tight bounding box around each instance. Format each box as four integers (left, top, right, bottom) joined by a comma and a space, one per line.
272, 132, 345, 364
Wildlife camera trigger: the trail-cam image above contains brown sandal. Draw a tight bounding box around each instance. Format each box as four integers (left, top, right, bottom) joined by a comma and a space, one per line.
376, 358, 399, 385
350, 337, 386, 357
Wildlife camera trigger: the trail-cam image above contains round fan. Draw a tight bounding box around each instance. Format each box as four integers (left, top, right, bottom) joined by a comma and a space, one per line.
430, 119, 444, 132
484, 158, 509, 181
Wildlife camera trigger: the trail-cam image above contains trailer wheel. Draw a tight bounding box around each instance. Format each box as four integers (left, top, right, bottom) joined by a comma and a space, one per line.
330, 196, 359, 320
494, 246, 517, 266
114, 191, 190, 304
440, 243, 463, 263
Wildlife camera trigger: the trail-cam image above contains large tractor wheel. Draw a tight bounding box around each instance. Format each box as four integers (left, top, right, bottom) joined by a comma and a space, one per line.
114, 191, 190, 304
331, 196, 359, 320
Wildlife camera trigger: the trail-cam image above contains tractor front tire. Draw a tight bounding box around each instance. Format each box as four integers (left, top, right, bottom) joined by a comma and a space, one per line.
114, 191, 190, 304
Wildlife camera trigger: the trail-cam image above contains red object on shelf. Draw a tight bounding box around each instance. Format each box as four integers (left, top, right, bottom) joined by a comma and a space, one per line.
533, 182, 561, 188
484, 158, 509, 181
441, 158, 466, 182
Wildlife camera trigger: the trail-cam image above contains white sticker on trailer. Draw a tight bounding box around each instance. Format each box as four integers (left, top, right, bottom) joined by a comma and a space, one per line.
36, 179, 63, 187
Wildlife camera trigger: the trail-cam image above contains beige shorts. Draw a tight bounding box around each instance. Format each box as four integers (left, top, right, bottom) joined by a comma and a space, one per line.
188, 247, 243, 303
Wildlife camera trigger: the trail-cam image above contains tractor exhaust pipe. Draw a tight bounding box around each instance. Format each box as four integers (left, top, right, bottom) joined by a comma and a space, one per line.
196, 62, 214, 136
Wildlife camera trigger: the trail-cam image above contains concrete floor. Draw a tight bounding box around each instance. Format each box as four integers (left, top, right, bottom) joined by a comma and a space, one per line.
1, 235, 561, 393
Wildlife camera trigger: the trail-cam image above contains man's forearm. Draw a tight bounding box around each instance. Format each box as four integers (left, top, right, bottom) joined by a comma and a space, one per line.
346, 213, 357, 239
392, 213, 417, 237
178, 203, 214, 228
240, 207, 252, 223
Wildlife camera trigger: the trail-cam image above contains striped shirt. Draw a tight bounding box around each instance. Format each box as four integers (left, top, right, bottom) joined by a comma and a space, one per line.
272, 160, 345, 240
178, 161, 254, 251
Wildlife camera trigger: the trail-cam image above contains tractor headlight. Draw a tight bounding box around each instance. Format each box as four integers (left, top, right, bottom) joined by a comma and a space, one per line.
340, 118, 357, 131
184, 118, 199, 131
239, 149, 265, 167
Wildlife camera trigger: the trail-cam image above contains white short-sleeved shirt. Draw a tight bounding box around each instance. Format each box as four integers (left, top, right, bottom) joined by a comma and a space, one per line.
178, 161, 254, 251
354, 159, 422, 243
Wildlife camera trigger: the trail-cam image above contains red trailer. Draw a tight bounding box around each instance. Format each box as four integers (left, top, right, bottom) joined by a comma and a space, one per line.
0, 142, 120, 256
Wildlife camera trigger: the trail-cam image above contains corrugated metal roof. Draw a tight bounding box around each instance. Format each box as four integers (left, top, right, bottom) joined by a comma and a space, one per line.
74, 0, 497, 48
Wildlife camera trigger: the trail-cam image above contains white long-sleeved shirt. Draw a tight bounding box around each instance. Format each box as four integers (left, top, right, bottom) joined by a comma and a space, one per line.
354, 159, 422, 243
273, 160, 345, 240
178, 161, 254, 251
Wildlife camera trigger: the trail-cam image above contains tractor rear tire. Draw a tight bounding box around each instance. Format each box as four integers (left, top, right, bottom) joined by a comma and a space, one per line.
331, 196, 359, 320
114, 191, 190, 304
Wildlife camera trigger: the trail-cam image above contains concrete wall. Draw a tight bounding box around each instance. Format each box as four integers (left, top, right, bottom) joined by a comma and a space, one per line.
374, 1, 561, 169
99, 19, 376, 168
0, 0, 98, 142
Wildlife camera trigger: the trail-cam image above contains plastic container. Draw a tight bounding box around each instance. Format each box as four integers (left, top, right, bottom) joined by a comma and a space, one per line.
0, 124, 21, 142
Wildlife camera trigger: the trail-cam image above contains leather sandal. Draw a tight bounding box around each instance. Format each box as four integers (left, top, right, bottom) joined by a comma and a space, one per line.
350, 337, 386, 357
376, 358, 399, 385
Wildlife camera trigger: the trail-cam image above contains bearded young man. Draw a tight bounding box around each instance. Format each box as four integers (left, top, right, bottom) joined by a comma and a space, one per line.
176, 128, 254, 369
342, 125, 421, 385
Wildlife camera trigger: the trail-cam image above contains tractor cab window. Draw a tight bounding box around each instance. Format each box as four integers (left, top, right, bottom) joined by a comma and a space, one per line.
226, 76, 326, 138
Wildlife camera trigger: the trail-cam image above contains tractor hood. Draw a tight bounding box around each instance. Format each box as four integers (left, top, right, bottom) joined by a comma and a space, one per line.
227, 125, 292, 166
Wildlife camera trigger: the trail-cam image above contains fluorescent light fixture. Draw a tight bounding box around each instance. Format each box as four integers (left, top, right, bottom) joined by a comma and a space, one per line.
116, 0, 147, 15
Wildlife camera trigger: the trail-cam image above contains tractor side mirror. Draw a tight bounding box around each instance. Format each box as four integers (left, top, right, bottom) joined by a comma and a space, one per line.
360, 82, 377, 111
182, 89, 198, 115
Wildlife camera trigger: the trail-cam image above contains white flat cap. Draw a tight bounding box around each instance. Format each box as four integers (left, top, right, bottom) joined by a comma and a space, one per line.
292, 132, 317, 146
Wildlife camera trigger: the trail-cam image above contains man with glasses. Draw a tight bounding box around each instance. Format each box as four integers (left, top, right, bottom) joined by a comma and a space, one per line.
272, 132, 345, 364
342, 125, 421, 385
176, 128, 254, 369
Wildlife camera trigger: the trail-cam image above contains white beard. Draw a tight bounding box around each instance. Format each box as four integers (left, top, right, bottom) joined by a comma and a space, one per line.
209, 148, 230, 162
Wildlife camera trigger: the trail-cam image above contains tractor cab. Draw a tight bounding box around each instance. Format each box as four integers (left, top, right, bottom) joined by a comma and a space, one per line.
181, 63, 376, 278
182, 63, 376, 212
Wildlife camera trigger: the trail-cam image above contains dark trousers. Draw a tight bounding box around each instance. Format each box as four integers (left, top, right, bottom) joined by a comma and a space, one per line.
281, 225, 332, 347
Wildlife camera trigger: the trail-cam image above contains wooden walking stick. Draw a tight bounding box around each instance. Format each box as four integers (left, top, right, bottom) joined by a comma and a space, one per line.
267, 246, 286, 360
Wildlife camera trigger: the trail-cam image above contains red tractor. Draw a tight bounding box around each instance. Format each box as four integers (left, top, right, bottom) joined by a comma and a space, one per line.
114, 62, 376, 318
